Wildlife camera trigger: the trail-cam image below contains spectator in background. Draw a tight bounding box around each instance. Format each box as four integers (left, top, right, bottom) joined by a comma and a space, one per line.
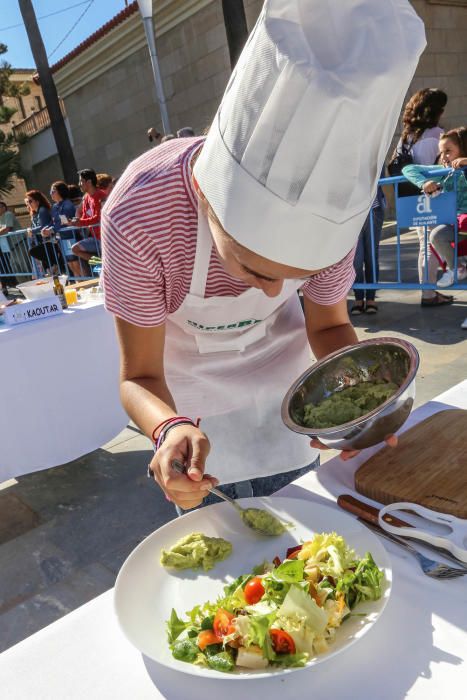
161, 134, 176, 143
26, 190, 64, 274
96, 173, 115, 198
403, 127, 467, 292
177, 127, 195, 137
0, 201, 20, 294
394, 88, 451, 307
70, 169, 105, 263
43, 180, 82, 278
147, 127, 162, 146
68, 183, 83, 220
47, 181, 76, 231
0, 201, 21, 234
351, 175, 386, 315
25, 190, 52, 229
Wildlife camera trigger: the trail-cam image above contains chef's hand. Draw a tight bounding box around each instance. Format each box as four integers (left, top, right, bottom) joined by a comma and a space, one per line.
310, 434, 398, 461
149, 425, 219, 509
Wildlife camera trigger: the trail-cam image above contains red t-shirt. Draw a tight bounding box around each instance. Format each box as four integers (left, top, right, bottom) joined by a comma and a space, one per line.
102, 138, 356, 328
78, 188, 105, 239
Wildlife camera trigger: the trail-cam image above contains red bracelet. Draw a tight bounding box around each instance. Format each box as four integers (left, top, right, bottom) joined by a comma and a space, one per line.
151, 416, 200, 445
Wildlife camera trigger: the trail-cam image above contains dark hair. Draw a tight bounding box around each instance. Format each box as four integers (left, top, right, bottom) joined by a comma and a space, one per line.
96, 173, 113, 189
51, 180, 70, 200
401, 88, 448, 145
78, 168, 97, 186
26, 189, 51, 210
440, 127, 467, 158
67, 184, 82, 200
0, 201, 7, 209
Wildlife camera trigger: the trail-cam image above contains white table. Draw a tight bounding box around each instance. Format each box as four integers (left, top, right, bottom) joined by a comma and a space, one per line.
0, 300, 127, 481
1, 382, 466, 699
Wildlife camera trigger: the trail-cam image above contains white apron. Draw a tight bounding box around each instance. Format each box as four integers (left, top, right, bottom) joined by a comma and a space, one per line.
165, 210, 317, 484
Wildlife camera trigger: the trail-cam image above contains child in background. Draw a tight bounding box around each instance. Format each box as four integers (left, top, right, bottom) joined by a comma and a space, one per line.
403, 127, 467, 292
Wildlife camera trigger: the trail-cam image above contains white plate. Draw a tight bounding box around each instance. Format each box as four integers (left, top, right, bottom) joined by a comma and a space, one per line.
114, 497, 392, 679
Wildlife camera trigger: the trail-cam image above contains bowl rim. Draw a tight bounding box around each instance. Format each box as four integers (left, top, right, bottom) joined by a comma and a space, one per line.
281, 337, 419, 436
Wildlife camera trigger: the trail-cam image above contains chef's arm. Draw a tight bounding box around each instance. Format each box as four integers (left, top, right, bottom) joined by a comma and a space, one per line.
115, 317, 216, 509
303, 296, 358, 360
115, 317, 176, 436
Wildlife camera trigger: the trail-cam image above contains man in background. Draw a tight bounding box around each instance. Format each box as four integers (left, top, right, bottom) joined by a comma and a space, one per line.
0, 201, 20, 294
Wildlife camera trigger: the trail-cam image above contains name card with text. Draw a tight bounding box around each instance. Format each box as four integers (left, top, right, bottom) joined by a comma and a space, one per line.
1, 296, 63, 326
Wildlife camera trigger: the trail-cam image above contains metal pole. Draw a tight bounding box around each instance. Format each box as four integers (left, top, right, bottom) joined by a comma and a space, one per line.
142, 16, 171, 134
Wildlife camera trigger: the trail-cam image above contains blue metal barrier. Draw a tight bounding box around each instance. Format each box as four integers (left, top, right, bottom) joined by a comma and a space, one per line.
354, 167, 467, 292
0, 223, 101, 284
2, 172, 467, 292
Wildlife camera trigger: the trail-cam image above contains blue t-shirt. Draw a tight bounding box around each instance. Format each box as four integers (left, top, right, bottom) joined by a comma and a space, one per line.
51, 199, 76, 233
31, 206, 52, 229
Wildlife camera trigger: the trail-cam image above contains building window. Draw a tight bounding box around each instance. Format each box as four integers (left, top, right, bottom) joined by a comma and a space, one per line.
35, 95, 43, 110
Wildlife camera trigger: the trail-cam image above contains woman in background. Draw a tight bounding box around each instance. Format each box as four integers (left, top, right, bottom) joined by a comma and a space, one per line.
26, 190, 63, 274
395, 88, 451, 307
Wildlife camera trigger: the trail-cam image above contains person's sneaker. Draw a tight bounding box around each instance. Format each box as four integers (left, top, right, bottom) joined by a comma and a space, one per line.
437, 266, 467, 288
461, 317, 467, 330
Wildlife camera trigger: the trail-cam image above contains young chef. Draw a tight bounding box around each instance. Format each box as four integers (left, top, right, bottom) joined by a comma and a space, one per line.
102, 0, 425, 511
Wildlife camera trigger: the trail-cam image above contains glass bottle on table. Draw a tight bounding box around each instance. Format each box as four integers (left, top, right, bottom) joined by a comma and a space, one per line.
53, 274, 67, 309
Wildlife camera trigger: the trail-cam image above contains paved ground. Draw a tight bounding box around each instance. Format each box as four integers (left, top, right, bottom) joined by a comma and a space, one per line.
1, 225, 466, 653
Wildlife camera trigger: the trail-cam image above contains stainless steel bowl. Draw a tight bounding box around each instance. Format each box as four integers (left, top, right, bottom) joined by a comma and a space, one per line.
281, 337, 419, 450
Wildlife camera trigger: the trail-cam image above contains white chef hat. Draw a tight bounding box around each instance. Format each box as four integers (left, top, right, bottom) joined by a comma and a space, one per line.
194, 0, 426, 270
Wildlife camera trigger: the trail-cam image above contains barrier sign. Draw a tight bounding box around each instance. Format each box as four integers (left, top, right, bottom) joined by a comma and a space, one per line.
1, 296, 63, 326
396, 190, 457, 228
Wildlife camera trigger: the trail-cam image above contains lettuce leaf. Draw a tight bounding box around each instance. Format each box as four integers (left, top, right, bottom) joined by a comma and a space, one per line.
336, 552, 384, 609
299, 532, 356, 577
272, 559, 305, 583
167, 608, 189, 643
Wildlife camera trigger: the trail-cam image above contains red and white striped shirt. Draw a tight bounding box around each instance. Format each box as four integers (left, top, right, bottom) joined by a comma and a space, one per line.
102, 138, 355, 327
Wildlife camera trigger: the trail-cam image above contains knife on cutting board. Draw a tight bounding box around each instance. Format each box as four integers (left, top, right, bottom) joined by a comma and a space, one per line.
337, 494, 467, 568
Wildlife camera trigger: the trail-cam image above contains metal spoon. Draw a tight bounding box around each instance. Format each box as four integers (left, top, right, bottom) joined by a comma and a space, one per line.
171, 459, 288, 536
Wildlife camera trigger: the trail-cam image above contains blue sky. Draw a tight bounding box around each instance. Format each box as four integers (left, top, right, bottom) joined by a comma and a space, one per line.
1, 0, 131, 68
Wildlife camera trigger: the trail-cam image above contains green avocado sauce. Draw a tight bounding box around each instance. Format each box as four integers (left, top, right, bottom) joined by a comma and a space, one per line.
302, 381, 398, 429
241, 508, 287, 536
160, 532, 232, 571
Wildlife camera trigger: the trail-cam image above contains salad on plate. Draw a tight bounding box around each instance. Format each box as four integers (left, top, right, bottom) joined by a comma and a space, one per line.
167, 531, 384, 673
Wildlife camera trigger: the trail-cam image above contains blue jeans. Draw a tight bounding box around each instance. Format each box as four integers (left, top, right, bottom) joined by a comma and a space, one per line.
175, 457, 320, 516
353, 206, 385, 302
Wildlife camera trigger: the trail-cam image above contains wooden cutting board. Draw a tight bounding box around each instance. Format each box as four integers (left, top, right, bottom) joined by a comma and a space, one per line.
355, 409, 467, 518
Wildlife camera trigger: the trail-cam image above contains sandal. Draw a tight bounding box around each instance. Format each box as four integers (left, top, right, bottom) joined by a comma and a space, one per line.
365, 302, 378, 314
421, 292, 454, 307
350, 302, 365, 315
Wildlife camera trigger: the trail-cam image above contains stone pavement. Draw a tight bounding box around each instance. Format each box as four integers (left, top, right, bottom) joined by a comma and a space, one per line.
1, 226, 466, 653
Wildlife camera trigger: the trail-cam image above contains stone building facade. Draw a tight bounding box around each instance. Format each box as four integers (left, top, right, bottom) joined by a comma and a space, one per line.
21, 0, 467, 186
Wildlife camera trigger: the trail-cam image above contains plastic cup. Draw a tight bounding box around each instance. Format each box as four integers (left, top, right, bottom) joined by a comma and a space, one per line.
65, 288, 78, 306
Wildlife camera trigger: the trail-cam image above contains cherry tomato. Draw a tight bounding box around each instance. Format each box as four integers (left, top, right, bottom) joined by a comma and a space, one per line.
244, 577, 265, 605
213, 608, 234, 638
197, 629, 221, 650
270, 628, 296, 655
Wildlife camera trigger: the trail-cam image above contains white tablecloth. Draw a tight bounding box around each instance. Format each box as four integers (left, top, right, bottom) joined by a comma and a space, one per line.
0, 301, 127, 481
1, 382, 466, 699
